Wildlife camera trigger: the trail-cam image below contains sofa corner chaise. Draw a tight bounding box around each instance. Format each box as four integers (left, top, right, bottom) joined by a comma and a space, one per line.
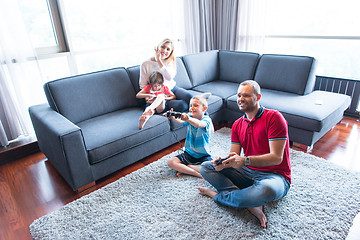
29, 50, 351, 191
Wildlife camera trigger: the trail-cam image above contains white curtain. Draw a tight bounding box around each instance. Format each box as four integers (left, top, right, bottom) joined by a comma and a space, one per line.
216, 0, 239, 50
237, 0, 266, 52
182, 0, 266, 54
183, 0, 239, 54
0, 0, 44, 146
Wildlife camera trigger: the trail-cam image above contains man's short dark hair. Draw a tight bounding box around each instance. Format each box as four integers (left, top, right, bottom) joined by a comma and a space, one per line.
240, 80, 261, 96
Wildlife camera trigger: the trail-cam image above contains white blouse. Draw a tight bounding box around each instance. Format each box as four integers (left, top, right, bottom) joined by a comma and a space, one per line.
139, 58, 176, 90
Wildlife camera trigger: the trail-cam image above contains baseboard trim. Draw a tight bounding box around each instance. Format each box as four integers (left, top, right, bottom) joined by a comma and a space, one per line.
0, 137, 40, 165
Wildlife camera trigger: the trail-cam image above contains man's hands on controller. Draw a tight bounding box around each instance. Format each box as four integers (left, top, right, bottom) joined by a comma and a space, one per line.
212, 152, 243, 171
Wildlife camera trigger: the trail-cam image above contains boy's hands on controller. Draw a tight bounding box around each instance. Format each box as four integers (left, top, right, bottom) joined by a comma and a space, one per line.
180, 113, 189, 121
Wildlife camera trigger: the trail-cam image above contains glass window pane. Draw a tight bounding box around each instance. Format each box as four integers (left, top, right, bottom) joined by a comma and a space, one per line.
265, 0, 360, 36
264, 38, 360, 80
20, 0, 58, 47
62, 0, 179, 52
38, 56, 71, 81
75, 44, 156, 74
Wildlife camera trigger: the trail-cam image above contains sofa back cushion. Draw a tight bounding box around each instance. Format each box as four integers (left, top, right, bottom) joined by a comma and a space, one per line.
219, 50, 260, 83
44, 68, 137, 123
127, 65, 141, 92
174, 58, 193, 89
182, 50, 219, 87
254, 54, 316, 95
126, 65, 144, 107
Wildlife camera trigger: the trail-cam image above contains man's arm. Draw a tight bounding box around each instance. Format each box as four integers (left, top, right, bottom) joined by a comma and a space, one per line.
220, 139, 286, 169
213, 143, 242, 170
243, 139, 286, 167
230, 143, 241, 155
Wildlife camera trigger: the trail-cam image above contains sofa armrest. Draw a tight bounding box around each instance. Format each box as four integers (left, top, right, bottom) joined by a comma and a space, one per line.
29, 104, 94, 191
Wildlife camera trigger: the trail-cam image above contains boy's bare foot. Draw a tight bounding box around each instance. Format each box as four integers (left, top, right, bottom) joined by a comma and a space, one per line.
247, 206, 267, 228
198, 187, 217, 198
188, 165, 203, 178
139, 109, 154, 129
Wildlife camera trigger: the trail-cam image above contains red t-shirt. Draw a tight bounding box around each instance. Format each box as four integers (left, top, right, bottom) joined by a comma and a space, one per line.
231, 107, 291, 183
143, 85, 171, 96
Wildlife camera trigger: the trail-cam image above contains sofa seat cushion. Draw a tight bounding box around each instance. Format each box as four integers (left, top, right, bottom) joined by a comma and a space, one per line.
77, 108, 171, 164
227, 90, 351, 132
261, 90, 350, 132
192, 81, 240, 99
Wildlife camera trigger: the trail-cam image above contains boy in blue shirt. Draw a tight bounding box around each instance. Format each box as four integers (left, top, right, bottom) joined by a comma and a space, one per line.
167, 94, 214, 178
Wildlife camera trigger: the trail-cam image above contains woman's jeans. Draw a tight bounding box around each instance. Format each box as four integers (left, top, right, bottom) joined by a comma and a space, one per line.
167, 86, 193, 112
200, 161, 291, 208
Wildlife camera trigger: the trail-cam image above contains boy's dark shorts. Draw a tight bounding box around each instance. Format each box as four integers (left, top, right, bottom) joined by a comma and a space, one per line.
175, 151, 212, 165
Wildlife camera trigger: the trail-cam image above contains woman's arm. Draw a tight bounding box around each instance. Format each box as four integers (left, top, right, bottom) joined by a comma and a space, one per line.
139, 62, 151, 89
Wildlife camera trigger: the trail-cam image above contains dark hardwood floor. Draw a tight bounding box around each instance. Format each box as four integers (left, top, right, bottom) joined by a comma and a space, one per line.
0, 116, 359, 240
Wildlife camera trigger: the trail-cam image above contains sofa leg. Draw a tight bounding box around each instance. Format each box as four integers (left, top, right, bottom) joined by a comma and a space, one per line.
76, 181, 96, 193
307, 144, 314, 152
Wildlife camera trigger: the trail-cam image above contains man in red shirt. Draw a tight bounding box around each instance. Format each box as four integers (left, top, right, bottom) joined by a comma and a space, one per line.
198, 80, 291, 228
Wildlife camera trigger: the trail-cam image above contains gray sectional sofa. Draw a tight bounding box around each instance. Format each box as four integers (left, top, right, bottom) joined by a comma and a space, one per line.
29, 50, 351, 191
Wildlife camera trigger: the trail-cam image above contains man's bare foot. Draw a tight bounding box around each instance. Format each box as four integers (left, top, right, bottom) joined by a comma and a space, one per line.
247, 206, 267, 228
139, 109, 154, 129
198, 187, 217, 198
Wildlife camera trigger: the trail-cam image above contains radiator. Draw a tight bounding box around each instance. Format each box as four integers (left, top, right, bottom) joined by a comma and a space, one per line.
314, 76, 360, 117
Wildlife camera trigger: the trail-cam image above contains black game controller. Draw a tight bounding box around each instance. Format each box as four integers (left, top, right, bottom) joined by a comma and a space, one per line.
165, 110, 182, 119
215, 157, 229, 166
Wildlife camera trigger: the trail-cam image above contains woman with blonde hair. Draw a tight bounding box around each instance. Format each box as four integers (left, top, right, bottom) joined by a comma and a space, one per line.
139, 39, 193, 124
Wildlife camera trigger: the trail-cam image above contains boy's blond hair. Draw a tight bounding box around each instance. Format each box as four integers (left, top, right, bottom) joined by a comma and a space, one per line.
191, 93, 209, 108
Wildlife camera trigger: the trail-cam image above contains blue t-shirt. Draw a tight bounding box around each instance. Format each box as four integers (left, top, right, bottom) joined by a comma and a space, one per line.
183, 115, 214, 158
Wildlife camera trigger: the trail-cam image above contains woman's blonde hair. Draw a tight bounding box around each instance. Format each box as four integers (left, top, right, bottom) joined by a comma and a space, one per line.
156, 38, 176, 70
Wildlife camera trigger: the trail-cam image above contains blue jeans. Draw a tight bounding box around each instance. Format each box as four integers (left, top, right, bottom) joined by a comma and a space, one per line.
200, 161, 290, 208
167, 86, 193, 112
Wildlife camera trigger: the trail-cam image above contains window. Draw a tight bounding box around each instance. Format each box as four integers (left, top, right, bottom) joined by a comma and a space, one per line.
20, 0, 182, 80
263, 0, 360, 80
60, 0, 182, 73
20, 0, 67, 55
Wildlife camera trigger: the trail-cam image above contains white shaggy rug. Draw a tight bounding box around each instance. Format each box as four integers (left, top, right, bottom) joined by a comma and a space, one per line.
30, 128, 360, 240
